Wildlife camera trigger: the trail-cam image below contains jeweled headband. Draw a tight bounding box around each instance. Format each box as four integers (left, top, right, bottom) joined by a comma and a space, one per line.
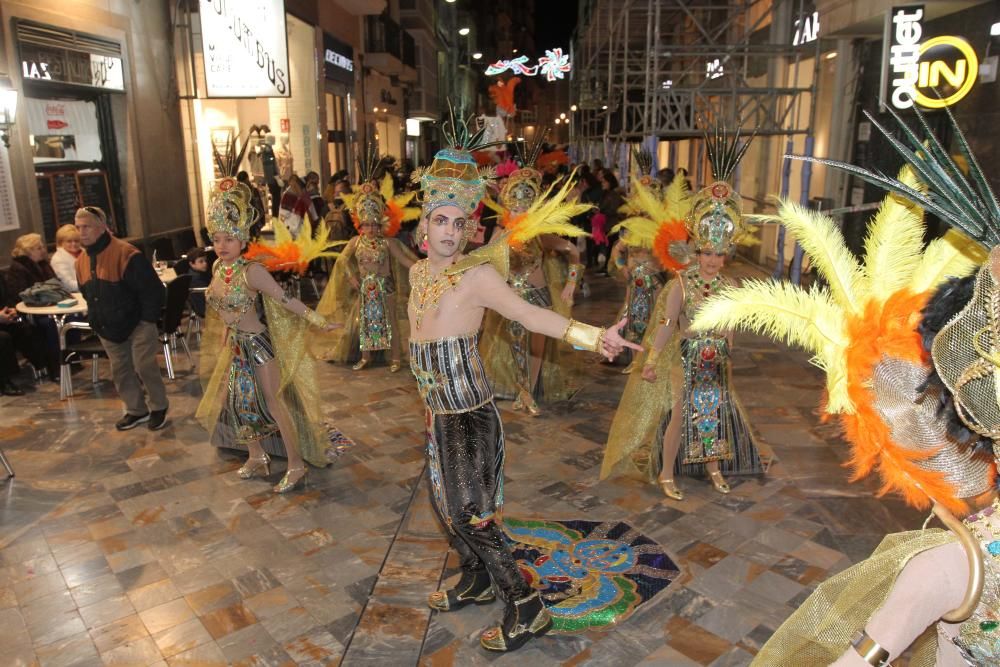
206, 178, 258, 243
351, 182, 387, 229
420, 148, 486, 217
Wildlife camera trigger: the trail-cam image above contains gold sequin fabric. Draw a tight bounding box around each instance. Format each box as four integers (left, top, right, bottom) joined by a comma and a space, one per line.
409, 259, 462, 330
954, 500, 1000, 663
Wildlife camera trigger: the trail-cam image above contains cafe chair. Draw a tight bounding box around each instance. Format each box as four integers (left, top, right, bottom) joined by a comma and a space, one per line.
185, 286, 208, 343
0, 447, 12, 479
159, 273, 193, 380
59, 320, 107, 400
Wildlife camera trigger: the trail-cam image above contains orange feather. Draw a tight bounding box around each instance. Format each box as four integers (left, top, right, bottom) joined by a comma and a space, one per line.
244, 242, 308, 275
384, 201, 404, 238
652, 220, 688, 272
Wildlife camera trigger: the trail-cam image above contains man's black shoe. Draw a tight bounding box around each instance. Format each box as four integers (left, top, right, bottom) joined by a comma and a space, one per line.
1, 381, 24, 396
116, 413, 149, 431
148, 409, 168, 431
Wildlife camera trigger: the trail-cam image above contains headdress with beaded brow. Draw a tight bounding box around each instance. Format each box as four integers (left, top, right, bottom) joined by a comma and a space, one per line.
499, 129, 548, 213
414, 102, 502, 235
206, 177, 259, 243
688, 122, 757, 253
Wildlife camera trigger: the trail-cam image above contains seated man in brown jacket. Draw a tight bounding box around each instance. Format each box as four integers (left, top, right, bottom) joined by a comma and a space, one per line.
74, 206, 168, 431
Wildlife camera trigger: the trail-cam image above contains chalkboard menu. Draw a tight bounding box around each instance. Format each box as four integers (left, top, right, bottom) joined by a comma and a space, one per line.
35, 170, 115, 242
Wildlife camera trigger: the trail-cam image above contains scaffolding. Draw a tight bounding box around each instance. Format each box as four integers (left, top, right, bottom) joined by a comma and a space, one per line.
571, 0, 820, 153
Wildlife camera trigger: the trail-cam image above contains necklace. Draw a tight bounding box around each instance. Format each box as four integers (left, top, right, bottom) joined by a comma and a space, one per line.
410, 259, 461, 329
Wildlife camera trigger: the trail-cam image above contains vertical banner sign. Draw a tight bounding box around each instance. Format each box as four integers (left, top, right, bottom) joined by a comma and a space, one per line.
881, 4, 979, 110
0, 144, 18, 232
200, 0, 290, 98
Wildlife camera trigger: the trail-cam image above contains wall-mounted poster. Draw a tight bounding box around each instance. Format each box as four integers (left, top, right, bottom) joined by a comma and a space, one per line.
199, 0, 290, 98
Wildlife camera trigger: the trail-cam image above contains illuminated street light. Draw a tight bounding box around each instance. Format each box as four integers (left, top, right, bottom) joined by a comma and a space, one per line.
473, 52, 482, 60
570, 104, 578, 112
559, 112, 566, 119
601, 105, 608, 110
555, 118, 561, 124
458, 27, 470, 36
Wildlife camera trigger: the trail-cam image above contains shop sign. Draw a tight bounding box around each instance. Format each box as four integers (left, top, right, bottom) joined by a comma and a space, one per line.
19, 43, 124, 91
323, 33, 355, 86
882, 5, 979, 109
793, 11, 820, 46
200, 0, 289, 98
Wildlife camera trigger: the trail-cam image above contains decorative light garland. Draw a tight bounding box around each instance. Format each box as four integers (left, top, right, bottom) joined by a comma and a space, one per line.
486, 48, 571, 81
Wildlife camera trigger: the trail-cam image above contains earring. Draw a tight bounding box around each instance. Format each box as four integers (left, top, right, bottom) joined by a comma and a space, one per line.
419, 232, 429, 253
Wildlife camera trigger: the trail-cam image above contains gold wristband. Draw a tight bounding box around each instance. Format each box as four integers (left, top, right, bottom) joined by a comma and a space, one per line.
562, 319, 605, 352
567, 263, 585, 284
303, 308, 329, 329
645, 348, 661, 366
850, 631, 890, 666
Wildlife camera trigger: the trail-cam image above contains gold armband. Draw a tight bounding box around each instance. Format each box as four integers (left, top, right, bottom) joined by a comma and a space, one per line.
303, 308, 329, 329
645, 347, 661, 366
567, 263, 585, 284
562, 319, 605, 352
850, 631, 890, 666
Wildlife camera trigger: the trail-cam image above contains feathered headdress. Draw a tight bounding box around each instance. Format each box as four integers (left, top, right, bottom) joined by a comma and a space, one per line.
206, 178, 258, 243
245, 216, 345, 276
342, 144, 388, 233
611, 173, 692, 272
689, 123, 757, 252
488, 77, 520, 117
499, 129, 549, 212
413, 101, 502, 223
487, 168, 592, 251
691, 166, 989, 513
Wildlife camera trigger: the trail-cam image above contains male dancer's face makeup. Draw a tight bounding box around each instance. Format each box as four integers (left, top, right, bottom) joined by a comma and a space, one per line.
425, 206, 468, 259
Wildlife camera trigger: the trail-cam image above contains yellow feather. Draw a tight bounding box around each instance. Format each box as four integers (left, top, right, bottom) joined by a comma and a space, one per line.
663, 173, 692, 221
691, 279, 853, 412
630, 177, 669, 222
908, 230, 984, 295
483, 196, 504, 216
775, 200, 866, 314
392, 190, 417, 209
508, 176, 593, 246
863, 166, 926, 303
610, 216, 657, 249
380, 174, 394, 202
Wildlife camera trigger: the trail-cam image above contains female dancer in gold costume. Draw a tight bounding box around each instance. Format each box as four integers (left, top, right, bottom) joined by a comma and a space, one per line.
197, 178, 340, 493
314, 162, 418, 371
479, 135, 590, 415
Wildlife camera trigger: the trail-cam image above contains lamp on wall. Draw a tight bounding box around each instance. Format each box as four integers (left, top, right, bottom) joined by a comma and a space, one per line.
0, 77, 17, 148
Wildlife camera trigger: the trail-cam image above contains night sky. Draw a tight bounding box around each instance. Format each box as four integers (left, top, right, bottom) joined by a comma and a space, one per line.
534, 0, 579, 50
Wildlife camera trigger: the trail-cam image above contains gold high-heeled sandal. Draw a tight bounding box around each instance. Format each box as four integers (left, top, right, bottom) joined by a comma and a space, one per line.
658, 478, 684, 500
238, 453, 271, 480
274, 466, 307, 493
709, 470, 731, 494
352, 358, 369, 371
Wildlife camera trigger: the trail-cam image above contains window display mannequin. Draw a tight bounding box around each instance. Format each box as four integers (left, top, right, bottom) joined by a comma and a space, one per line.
276, 135, 294, 184
262, 134, 280, 217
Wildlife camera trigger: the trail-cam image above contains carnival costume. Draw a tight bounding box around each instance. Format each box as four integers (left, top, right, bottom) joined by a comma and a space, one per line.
610, 150, 687, 348
196, 178, 345, 492
313, 156, 418, 369
410, 110, 678, 652
602, 128, 762, 496
693, 107, 1000, 665
478, 141, 591, 413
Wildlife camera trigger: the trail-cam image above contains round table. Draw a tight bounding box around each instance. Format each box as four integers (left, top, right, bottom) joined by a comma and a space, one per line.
16, 292, 88, 321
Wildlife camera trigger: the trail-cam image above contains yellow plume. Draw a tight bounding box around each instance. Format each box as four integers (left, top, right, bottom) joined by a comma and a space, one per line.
610, 216, 657, 249
663, 174, 691, 221
691, 278, 853, 412
908, 229, 984, 295
380, 174, 395, 202
506, 176, 593, 248
770, 200, 867, 314
862, 166, 926, 303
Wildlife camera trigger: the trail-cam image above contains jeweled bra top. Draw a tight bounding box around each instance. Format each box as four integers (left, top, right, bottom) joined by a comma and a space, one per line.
509, 238, 543, 286
207, 257, 257, 323
356, 236, 388, 266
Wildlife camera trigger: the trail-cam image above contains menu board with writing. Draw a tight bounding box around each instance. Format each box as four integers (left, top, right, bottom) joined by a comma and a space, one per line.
36, 170, 116, 242
0, 144, 19, 232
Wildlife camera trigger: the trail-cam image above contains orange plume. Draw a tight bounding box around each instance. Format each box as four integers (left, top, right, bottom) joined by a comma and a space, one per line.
244, 242, 308, 275
384, 201, 405, 238
839, 289, 971, 515
488, 76, 520, 115
652, 220, 688, 272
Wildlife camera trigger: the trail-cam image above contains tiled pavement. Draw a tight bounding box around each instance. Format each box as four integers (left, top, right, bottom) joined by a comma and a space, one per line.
0, 262, 927, 666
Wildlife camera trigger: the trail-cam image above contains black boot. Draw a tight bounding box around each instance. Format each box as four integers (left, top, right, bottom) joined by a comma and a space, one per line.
479, 591, 552, 652
427, 568, 495, 612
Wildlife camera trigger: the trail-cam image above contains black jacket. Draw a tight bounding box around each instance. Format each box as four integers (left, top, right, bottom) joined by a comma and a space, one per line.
5, 256, 56, 300
77, 232, 163, 343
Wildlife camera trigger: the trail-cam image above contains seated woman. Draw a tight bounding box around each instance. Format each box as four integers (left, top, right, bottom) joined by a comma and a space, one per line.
50, 225, 82, 292
5, 234, 60, 381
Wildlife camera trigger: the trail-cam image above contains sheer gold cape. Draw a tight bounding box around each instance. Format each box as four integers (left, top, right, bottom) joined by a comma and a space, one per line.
600, 277, 679, 481
479, 252, 581, 401
310, 237, 414, 363
751, 529, 956, 666
196, 294, 332, 467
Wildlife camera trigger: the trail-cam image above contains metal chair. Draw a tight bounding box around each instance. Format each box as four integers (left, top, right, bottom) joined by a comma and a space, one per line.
159, 273, 193, 380
0, 449, 12, 479
59, 320, 107, 400
185, 286, 208, 343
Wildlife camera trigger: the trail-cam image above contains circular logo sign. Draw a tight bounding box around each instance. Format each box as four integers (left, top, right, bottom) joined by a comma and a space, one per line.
914, 36, 978, 109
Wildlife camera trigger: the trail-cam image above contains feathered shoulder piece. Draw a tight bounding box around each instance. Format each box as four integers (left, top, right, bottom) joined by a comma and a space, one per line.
496, 170, 592, 250
245, 217, 346, 276
378, 174, 420, 238
788, 105, 1000, 249
690, 167, 990, 513
611, 173, 691, 271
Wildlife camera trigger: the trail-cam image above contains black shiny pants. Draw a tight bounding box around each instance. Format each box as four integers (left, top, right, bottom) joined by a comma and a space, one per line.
426, 402, 531, 602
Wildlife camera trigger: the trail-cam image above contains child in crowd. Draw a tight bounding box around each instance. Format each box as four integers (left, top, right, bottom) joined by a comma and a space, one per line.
186, 247, 210, 318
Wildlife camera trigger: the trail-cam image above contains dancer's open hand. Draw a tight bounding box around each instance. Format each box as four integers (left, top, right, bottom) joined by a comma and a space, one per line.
599, 317, 644, 361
